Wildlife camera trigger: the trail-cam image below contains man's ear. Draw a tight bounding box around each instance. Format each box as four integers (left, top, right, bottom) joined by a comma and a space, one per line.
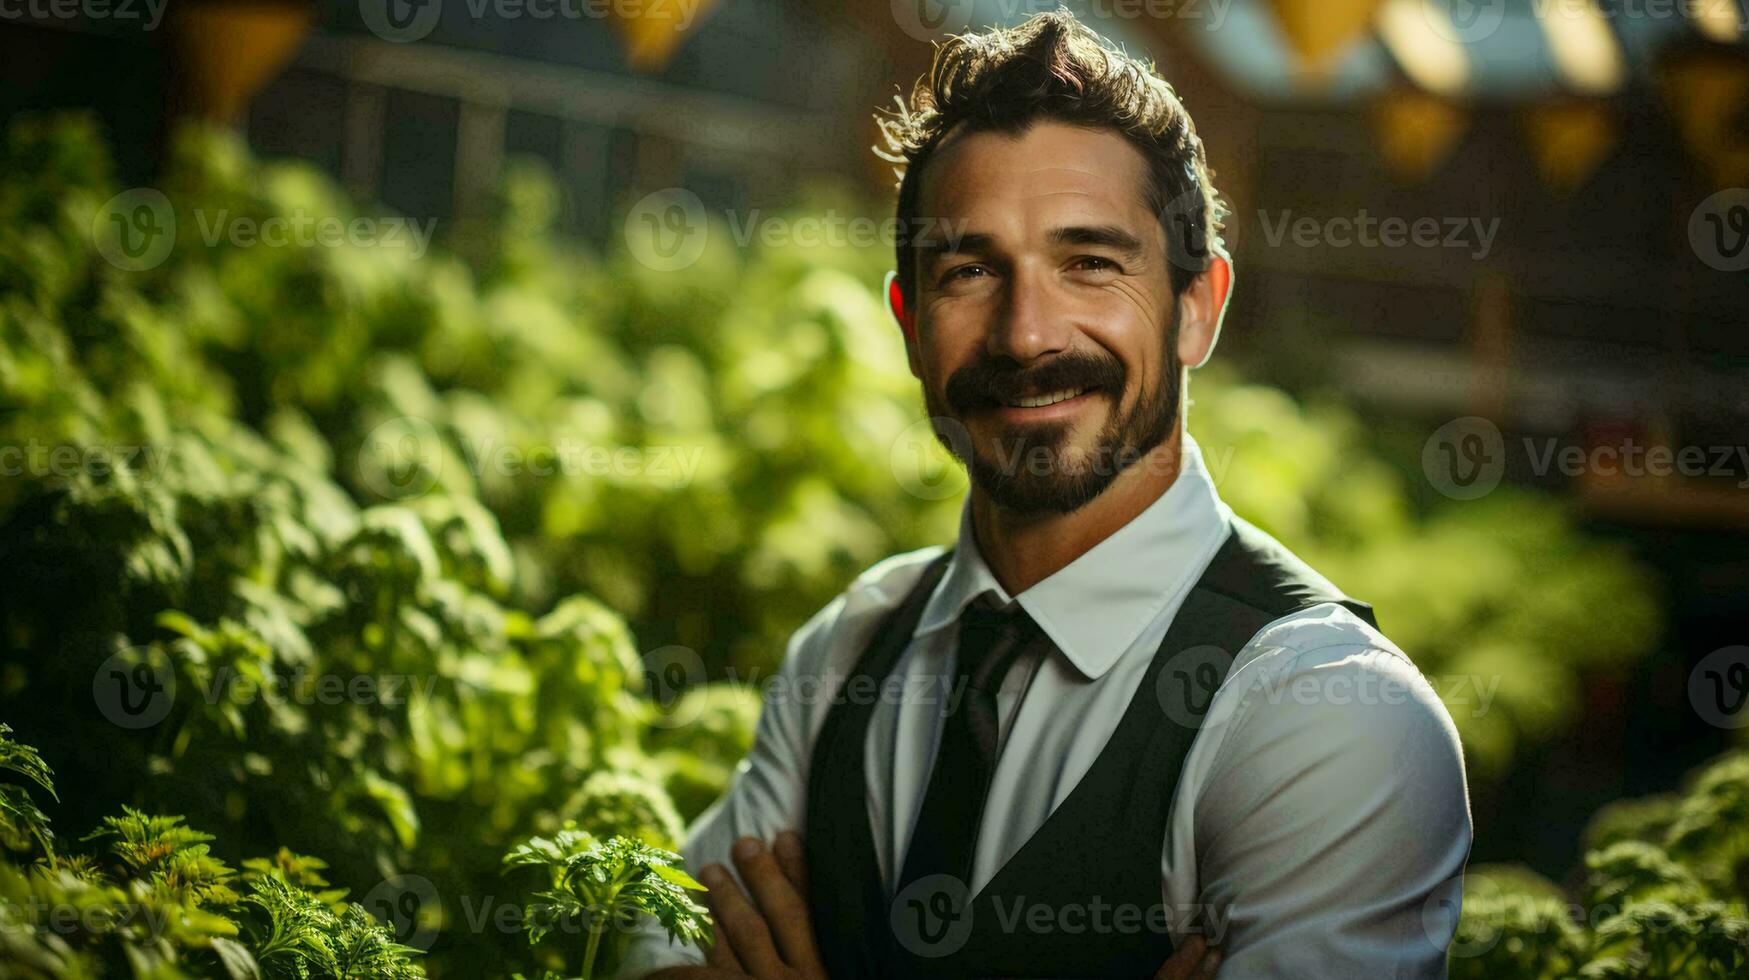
1175, 247, 1233, 370
884, 270, 915, 342
885, 270, 927, 379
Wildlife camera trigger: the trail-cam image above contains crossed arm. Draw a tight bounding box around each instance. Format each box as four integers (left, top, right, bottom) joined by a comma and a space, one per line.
623, 602, 1471, 978
642, 831, 1222, 980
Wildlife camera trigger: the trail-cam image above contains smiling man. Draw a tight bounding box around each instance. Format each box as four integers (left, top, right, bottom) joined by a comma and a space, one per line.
625, 9, 1470, 979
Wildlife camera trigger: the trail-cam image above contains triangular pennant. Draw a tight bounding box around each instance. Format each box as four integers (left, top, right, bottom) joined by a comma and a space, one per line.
170, 1, 314, 125
610, 0, 718, 74
1372, 88, 1469, 183
1660, 49, 1749, 188
1266, 0, 1384, 72
1521, 100, 1618, 194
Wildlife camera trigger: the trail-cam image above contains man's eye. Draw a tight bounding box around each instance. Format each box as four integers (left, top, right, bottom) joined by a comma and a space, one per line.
1072, 256, 1120, 273
943, 264, 991, 282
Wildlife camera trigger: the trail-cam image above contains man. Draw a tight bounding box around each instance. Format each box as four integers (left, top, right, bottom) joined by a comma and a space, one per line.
624, 9, 1470, 978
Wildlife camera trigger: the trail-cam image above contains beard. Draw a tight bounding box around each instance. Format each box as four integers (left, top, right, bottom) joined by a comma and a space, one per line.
924, 309, 1182, 515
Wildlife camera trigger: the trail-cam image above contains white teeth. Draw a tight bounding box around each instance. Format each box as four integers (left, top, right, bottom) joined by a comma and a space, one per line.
1008, 387, 1088, 408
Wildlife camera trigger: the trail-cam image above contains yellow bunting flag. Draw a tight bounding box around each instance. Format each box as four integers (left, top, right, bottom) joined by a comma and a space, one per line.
170, 2, 314, 125
1660, 49, 1749, 188
1371, 87, 1468, 183
1266, 0, 1384, 71
611, 0, 718, 73
1521, 100, 1617, 194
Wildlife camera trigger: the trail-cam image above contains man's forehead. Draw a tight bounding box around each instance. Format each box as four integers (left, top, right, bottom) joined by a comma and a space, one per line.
918, 120, 1153, 223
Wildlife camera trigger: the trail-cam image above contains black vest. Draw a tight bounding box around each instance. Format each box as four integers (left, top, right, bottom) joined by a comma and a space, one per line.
804, 517, 1378, 979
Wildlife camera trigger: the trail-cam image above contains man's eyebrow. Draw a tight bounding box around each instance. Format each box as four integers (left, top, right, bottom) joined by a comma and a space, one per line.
916, 225, 1146, 262
918, 231, 993, 261
1049, 224, 1146, 257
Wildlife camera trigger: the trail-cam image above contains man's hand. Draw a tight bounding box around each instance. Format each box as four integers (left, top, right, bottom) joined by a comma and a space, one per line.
671, 830, 1218, 980
695, 831, 825, 980
1154, 934, 1222, 980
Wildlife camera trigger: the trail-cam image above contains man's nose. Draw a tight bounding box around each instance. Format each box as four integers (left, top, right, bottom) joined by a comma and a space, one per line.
988, 265, 1073, 364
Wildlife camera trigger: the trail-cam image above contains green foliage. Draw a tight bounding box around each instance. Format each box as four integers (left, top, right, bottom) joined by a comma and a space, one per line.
1449, 883, 1585, 980
0, 110, 1669, 975
502, 827, 709, 979
83, 809, 241, 908
642, 685, 764, 821
0, 724, 58, 859
0, 725, 422, 980
557, 772, 684, 851
1455, 752, 1749, 978
1189, 373, 1661, 777
238, 872, 427, 980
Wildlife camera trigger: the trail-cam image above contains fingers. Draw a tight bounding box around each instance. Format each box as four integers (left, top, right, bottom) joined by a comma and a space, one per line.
731, 836, 824, 974
772, 830, 808, 901
1153, 935, 1222, 980
703, 914, 745, 974
699, 862, 780, 976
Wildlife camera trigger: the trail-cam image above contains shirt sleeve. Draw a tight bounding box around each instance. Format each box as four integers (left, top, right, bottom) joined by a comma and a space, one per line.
1190, 642, 1472, 979
612, 594, 844, 979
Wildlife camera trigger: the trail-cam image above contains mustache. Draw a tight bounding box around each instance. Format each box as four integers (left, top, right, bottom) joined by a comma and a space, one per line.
944, 350, 1126, 414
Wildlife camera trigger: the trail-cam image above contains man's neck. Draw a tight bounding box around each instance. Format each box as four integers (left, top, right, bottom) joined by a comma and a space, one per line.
970, 424, 1186, 596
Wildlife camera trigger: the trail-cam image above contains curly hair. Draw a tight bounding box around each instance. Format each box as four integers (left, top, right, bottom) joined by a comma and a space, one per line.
876, 7, 1227, 299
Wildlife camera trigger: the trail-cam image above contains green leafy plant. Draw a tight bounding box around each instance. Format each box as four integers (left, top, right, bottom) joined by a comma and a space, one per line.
0, 724, 425, 979
0, 723, 57, 859
0, 110, 1670, 976
502, 826, 710, 980
1455, 752, 1749, 979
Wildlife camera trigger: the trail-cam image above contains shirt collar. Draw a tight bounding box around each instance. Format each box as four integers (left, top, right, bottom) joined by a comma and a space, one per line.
914, 430, 1233, 679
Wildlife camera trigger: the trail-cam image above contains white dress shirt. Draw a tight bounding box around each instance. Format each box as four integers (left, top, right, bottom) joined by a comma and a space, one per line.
620, 431, 1472, 978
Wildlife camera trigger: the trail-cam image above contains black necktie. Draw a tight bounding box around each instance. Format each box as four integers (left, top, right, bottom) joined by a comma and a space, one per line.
895, 595, 1046, 895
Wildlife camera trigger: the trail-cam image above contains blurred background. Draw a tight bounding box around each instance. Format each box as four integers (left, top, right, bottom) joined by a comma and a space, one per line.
2, 1, 1748, 977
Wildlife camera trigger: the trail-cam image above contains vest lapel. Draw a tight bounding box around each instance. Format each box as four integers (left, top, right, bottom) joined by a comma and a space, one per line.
805, 551, 953, 980
803, 518, 1378, 978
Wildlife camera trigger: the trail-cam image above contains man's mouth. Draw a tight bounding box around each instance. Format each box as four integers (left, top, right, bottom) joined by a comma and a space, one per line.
1002, 386, 1092, 409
